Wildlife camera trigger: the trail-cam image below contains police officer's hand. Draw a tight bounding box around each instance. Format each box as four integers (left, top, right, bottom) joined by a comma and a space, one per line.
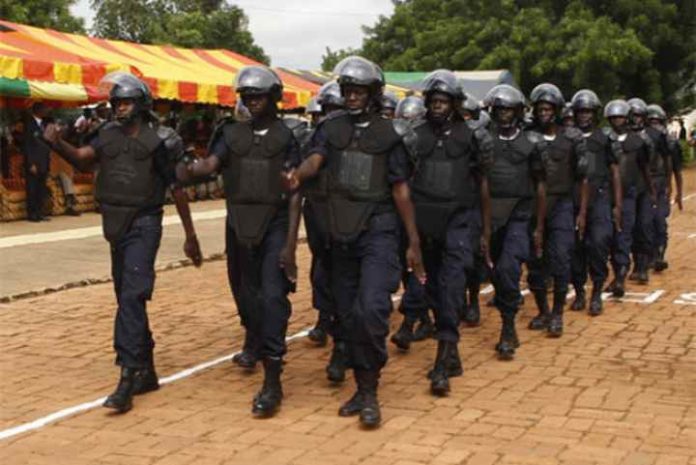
406, 244, 426, 285
575, 213, 586, 241
612, 206, 623, 233
533, 227, 544, 258
184, 235, 203, 267
480, 234, 493, 270
676, 192, 683, 211
281, 169, 300, 192
29, 163, 38, 176
279, 245, 298, 287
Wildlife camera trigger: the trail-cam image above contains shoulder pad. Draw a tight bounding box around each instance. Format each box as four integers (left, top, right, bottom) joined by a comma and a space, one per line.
392, 118, 411, 137
324, 109, 349, 121
601, 126, 618, 140
156, 125, 184, 158
562, 126, 584, 141
638, 130, 653, 146
282, 117, 309, 141
207, 119, 238, 155
524, 130, 544, 144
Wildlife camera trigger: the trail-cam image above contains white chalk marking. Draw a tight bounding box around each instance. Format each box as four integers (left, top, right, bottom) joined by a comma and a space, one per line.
0, 209, 227, 249
0, 327, 309, 441
602, 289, 665, 304
674, 292, 696, 306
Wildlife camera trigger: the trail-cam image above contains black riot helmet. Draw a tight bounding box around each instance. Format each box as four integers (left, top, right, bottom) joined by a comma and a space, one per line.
381, 91, 398, 110
604, 99, 630, 118
571, 89, 601, 111
627, 97, 648, 116
234, 65, 284, 102
421, 69, 462, 101
484, 84, 525, 129
333, 55, 384, 94
317, 81, 344, 109
646, 103, 667, 122
460, 92, 480, 114
530, 83, 565, 109
395, 96, 426, 121
99, 71, 152, 124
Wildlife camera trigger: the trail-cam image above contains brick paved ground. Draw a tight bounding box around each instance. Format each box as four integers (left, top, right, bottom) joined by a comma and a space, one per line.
1, 170, 695, 465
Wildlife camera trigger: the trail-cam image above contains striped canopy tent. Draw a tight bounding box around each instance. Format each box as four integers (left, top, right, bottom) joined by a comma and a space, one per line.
277, 68, 412, 100
0, 20, 318, 107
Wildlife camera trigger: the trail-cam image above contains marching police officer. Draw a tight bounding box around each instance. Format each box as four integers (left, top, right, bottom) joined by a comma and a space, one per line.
626, 98, 659, 284
381, 90, 399, 119
409, 70, 493, 394
569, 90, 622, 316
526, 83, 589, 337
284, 56, 425, 428
43, 72, 203, 413
484, 84, 546, 359
395, 96, 427, 122
604, 100, 654, 297
647, 104, 684, 271
179, 66, 302, 418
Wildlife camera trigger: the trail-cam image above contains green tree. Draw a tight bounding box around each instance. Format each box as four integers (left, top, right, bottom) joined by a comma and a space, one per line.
0, 0, 85, 33
91, 0, 268, 63
320, 47, 359, 71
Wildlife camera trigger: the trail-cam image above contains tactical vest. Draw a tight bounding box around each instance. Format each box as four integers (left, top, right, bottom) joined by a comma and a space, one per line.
645, 126, 668, 179
489, 131, 536, 200
543, 130, 577, 197
584, 129, 611, 185
411, 120, 476, 238
324, 113, 400, 242
221, 119, 292, 246
619, 132, 646, 192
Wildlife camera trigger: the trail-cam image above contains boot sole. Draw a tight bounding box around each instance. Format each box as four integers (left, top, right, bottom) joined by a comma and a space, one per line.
133, 383, 160, 396
103, 400, 132, 413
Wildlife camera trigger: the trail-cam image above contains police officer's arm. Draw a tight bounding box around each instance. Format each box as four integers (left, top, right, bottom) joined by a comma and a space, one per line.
670, 138, 684, 210
280, 141, 303, 287
531, 146, 546, 258
42, 123, 97, 171
172, 187, 202, 266
283, 127, 328, 190
473, 127, 494, 267
639, 136, 657, 203
573, 132, 590, 240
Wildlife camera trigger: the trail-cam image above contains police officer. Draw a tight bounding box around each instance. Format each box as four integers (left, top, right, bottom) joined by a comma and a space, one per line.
410, 70, 493, 395
391, 94, 434, 351
562, 104, 575, 128
626, 98, 659, 284
647, 104, 684, 271
526, 83, 589, 338
43, 72, 203, 413
569, 90, 622, 316
306, 98, 323, 127
604, 100, 654, 297
456, 88, 491, 326
484, 84, 546, 360
302, 82, 350, 382
179, 66, 301, 418
381, 90, 399, 119
284, 56, 425, 428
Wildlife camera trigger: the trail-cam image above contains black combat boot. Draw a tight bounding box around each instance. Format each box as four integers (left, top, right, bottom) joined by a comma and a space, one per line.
339, 370, 381, 428
547, 290, 565, 338
326, 341, 348, 383
635, 254, 649, 285
429, 341, 454, 396
608, 266, 627, 298
65, 194, 81, 216
412, 313, 435, 341
496, 311, 518, 360
528, 290, 550, 330
233, 331, 258, 370
390, 316, 416, 350
103, 367, 137, 413
654, 246, 668, 272
588, 283, 603, 316
570, 286, 586, 311
252, 357, 283, 417
308, 313, 330, 346
461, 293, 481, 327
132, 364, 160, 395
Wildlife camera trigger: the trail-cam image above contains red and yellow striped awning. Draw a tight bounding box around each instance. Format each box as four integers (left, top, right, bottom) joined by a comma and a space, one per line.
0, 20, 318, 107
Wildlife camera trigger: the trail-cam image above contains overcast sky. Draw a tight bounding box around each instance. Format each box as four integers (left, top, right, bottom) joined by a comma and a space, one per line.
70, 0, 395, 69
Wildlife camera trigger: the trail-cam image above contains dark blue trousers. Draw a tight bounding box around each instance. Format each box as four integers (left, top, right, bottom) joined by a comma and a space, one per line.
331, 213, 402, 371
528, 198, 575, 294
611, 187, 638, 271
226, 213, 292, 359
571, 184, 613, 288
111, 214, 162, 368
422, 209, 474, 342
491, 213, 530, 314
303, 201, 335, 331
632, 189, 657, 256
648, 178, 669, 254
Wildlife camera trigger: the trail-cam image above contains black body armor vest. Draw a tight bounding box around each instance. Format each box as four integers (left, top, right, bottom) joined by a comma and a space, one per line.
619, 132, 646, 192
585, 128, 612, 185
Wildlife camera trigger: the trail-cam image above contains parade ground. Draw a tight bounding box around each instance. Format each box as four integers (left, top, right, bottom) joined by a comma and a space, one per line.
1, 169, 695, 465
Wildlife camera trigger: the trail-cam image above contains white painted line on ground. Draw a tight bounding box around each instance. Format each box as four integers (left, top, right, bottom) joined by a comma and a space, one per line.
0, 327, 309, 441
674, 293, 696, 306
0, 209, 227, 249
682, 192, 696, 202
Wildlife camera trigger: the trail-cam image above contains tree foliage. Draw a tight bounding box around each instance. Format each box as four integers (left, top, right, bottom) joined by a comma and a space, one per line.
332, 0, 695, 109
0, 0, 85, 33
91, 0, 268, 63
